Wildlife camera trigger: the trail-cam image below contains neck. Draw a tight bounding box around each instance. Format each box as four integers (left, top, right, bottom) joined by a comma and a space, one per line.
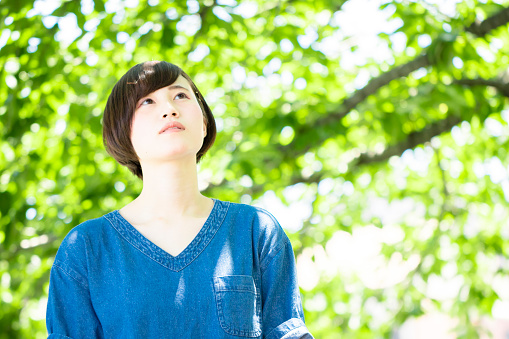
127, 156, 211, 221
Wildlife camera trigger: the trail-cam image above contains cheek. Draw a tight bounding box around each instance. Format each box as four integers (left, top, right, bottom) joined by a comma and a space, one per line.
130, 117, 147, 146
130, 120, 139, 141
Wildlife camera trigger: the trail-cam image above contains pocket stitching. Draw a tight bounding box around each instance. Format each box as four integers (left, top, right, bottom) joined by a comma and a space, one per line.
213, 275, 262, 337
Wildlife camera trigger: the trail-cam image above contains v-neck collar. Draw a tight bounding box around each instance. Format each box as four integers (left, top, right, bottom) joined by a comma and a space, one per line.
103, 199, 230, 272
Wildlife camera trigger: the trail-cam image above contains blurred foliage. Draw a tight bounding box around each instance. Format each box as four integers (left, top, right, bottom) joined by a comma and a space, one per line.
1, 0, 509, 338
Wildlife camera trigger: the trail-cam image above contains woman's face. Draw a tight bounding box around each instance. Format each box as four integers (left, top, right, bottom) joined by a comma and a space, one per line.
130, 75, 207, 165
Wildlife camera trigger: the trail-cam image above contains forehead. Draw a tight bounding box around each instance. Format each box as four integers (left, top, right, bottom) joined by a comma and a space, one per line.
170, 75, 192, 89
144, 75, 193, 98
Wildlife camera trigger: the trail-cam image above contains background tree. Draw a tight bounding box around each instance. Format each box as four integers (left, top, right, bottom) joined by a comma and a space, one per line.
1, 0, 509, 338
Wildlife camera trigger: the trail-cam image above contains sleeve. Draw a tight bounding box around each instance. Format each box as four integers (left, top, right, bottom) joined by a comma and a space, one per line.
258, 221, 314, 339
46, 228, 103, 338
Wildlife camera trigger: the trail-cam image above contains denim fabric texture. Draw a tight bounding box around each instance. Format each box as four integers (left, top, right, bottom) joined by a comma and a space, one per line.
46, 199, 313, 338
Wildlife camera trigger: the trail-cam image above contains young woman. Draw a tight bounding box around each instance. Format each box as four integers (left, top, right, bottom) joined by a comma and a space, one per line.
46, 61, 313, 338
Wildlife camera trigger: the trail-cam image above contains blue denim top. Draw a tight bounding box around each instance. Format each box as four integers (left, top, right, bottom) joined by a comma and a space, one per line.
46, 199, 313, 338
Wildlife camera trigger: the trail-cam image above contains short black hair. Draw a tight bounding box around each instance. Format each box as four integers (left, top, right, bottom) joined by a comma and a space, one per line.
102, 61, 216, 179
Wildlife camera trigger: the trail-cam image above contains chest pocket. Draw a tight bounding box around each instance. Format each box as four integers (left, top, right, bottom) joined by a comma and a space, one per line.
213, 275, 262, 337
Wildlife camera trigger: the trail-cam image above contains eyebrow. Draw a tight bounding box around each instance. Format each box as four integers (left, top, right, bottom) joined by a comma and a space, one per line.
166, 84, 190, 91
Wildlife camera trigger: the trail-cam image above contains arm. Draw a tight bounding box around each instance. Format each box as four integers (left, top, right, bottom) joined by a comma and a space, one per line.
46, 228, 103, 338
259, 228, 313, 339
46, 263, 103, 338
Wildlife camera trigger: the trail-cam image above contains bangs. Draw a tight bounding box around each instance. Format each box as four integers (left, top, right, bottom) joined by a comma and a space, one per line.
125, 61, 182, 104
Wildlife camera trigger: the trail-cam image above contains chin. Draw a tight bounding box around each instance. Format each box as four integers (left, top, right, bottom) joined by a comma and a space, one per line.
137, 143, 202, 162
160, 149, 200, 162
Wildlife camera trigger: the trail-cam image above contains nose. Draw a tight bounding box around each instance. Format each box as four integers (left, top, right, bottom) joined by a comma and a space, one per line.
162, 101, 179, 119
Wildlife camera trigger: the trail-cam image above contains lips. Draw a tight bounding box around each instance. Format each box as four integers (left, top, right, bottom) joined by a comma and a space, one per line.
159, 121, 185, 134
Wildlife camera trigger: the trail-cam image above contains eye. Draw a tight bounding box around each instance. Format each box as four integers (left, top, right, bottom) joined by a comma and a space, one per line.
139, 98, 154, 106
174, 92, 189, 100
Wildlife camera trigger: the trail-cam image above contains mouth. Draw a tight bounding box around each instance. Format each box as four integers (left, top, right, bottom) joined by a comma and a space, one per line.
159, 122, 185, 134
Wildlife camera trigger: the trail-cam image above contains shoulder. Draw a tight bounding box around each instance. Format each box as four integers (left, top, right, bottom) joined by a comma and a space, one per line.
61, 214, 109, 245
226, 201, 278, 225
54, 213, 111, 265
226, 201, 284, 233
50, 214, 111, 287
226, 201, 290, 260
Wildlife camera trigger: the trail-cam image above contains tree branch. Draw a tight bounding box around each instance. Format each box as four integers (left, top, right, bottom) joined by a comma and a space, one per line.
203, 115, 461, 195
455, 78, 509, 98
282, 6, 509, 159
354, 76, 509, 166
308, 6, 509, 129
356, 115, 461, 165
207, 8, 509, 193
316, 55, 431, 127
465, 7, 509, 37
